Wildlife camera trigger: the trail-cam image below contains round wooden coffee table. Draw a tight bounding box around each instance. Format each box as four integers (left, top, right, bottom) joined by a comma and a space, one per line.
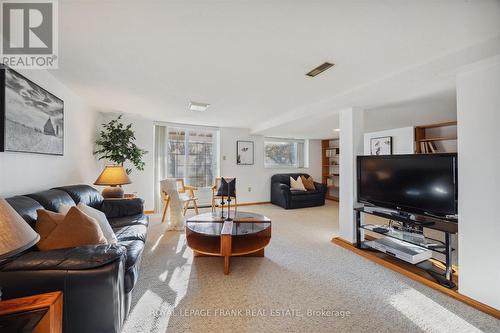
186, 211, 271, 274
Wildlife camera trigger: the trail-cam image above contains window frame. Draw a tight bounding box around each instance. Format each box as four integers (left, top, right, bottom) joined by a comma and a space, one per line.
263, 137, 306, 169
157, 122, 220, 188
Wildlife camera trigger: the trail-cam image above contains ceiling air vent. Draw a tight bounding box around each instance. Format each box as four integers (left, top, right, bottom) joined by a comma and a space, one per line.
306, 62, 335, 77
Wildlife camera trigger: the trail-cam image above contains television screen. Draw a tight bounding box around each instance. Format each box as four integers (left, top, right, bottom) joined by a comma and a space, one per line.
357, 154, 457, 217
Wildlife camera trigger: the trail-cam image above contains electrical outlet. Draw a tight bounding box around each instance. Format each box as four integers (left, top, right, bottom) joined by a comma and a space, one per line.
248, 186, 252, 192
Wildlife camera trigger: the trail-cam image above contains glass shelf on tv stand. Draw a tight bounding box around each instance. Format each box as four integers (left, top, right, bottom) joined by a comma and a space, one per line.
360, 224, 449, 254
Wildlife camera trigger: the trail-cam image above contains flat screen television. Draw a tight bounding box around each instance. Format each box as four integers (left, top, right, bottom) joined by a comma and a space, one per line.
357, 154, 457, 218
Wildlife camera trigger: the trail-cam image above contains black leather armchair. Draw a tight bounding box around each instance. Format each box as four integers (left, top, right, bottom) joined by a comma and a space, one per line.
271, 173, 327, 209
0, 185, 149, 333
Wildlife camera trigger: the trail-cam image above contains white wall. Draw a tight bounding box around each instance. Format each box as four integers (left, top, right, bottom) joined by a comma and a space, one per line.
220, 127, 321, 203
456, 59, 500, 310
363, 127, 414, 155
0, 70, 99, 197
363, 95, 458, 155
364, 94, 457, 132
96, 113, 155, 210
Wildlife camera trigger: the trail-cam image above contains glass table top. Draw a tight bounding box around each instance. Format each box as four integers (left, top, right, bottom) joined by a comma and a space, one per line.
186, 222, 271, 236
186, 211, 271, 236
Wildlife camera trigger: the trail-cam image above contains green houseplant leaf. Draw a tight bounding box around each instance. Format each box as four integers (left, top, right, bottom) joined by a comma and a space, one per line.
94, 115, 148, 174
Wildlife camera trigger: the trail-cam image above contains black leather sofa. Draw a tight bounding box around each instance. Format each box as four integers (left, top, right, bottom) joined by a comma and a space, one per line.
271, 173, 327, 209
0, 185, 148, 333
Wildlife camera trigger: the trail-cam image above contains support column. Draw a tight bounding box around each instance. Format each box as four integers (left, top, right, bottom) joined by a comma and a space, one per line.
456, 59, 500, 309
338, 107, 364, 243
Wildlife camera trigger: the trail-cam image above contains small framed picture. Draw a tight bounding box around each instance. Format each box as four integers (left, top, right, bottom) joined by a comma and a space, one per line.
236, 140, 254, 165
370, 136, 392, 155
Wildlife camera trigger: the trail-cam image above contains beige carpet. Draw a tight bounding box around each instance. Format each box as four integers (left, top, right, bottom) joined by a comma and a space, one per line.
122, 202, 499, 333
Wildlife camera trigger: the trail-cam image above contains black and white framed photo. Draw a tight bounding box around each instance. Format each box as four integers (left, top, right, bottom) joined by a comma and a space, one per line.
0, 67, 64, 155
370, 136, 392, 155
236, 140, 254, 165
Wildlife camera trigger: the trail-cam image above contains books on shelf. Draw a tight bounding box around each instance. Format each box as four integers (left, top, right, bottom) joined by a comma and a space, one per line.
323, 138, 341, 199
329, 139, 339, 147
420, 142, 426, 153
326, 178, 339, 187
420, 141, 438, 153
328, 165, 339, 175
415, 121, 457, 154
428, 141, 437, 153
325, 148, 339, 158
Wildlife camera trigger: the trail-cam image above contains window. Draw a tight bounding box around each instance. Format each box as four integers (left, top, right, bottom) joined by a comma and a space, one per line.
264, 138, 305, 168
155, 124, 219, 209
165, 127, 218, 188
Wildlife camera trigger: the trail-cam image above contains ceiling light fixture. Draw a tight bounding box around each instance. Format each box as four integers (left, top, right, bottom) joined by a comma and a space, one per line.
188, 101, 210, 112
333, 128, 340, 132
306, 62, 335, 77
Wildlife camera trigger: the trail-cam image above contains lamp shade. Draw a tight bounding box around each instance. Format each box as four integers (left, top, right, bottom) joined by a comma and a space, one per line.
94, 165, 132, 186
0, 198, 40, 260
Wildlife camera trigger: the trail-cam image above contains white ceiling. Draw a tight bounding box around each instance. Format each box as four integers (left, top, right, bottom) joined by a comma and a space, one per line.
52, 0, 500, 138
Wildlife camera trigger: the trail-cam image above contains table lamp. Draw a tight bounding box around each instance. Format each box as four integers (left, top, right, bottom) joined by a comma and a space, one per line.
0, 198, 40, 262
0, 198, 40, 300
94, 165, 132, 198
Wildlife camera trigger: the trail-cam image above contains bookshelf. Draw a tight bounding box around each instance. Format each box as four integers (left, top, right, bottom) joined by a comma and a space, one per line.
415, 121, 457, 154
321, 138, 340, 201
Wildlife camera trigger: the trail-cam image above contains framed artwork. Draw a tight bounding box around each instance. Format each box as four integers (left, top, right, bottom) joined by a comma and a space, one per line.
236, 140, 254, 165
0, 67, 64, 155
370, 136, 392, 155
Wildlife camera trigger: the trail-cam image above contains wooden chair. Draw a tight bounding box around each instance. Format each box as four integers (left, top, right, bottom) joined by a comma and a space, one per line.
211, 177, 237, 214
161, 179, 199, 223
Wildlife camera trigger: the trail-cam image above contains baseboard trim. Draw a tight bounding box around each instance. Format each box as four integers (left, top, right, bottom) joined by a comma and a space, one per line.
331, 237, 500, 319
144, 201, 271, 215
235, 201, 270, 207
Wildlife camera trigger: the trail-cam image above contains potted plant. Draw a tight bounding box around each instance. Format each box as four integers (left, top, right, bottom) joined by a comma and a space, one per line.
94, 115, 148, 175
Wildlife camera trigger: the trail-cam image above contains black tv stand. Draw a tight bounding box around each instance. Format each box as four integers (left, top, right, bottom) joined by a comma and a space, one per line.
389, 211, 436, 226
391, 210, 411, 218
354, 205, 458, 288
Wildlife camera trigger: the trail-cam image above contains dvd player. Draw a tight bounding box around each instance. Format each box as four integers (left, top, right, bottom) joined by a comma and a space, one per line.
364, 237, 432, 264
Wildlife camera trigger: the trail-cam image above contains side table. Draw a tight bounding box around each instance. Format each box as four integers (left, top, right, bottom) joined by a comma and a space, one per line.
0, 291, 63, 333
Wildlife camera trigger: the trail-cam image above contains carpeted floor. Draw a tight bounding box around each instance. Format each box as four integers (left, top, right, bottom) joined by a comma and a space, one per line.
122, 202, 499, 333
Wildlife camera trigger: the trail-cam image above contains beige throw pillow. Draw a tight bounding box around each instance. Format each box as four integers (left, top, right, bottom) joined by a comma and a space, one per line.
77, 203, 117, 244
59, 203, 116, 244
290, 176, 307, 191
36, 207, 107, 251
36, 210, 65, 243
300, 176, 316, 191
